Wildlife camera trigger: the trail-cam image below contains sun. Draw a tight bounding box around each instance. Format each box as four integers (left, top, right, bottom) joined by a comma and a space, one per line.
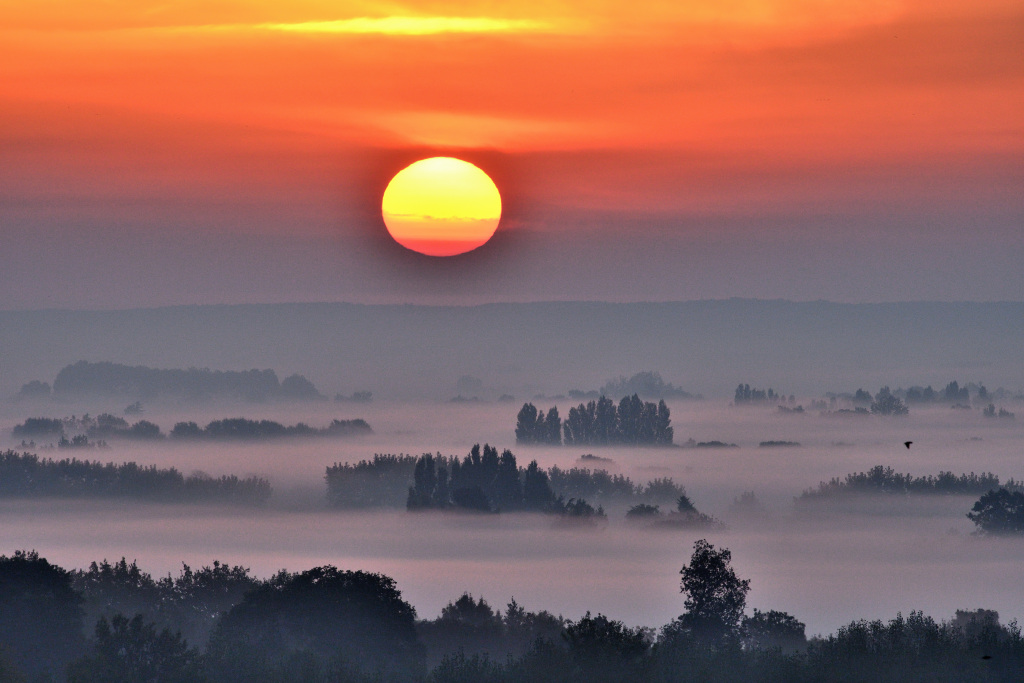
381, 157, 502, 257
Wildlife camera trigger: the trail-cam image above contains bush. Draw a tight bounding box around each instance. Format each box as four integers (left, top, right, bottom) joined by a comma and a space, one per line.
967, 488, 1024, 535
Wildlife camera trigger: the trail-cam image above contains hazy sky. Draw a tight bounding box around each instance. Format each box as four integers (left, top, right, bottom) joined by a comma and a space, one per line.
2, 0, 1022, 308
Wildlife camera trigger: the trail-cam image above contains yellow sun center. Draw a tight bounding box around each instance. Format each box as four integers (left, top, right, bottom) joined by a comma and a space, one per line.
381, 157, 502, 257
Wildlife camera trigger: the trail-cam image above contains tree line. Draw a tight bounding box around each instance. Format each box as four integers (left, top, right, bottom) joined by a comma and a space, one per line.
516, 394, 674, 446
3, 542, 1023, 682
0, 450, 270, 506
12, 415, 372, 442
796, 465, 1024, 536
169, 417, 371, 440
797, 465, 1021, 502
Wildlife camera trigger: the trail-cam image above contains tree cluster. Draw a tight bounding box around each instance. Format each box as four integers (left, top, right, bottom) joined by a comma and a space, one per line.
13, 413, 163, 441
870, 387, 909, 416
0, 450, 271, 505
734, 385, 794, 405
514, 404, 563, 444
564, 395, 673, 446
325, 447, 687, 512
983, 403, 1016, 419
517, 394, 674, 447
625, 496, 721, 529
405, 445, 560, 513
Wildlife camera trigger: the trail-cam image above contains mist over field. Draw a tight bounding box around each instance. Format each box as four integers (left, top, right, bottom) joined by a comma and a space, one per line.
4, 391, 1024, 637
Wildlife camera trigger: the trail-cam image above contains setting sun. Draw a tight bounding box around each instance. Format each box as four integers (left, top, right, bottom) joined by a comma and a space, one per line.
381, 157, 502, 257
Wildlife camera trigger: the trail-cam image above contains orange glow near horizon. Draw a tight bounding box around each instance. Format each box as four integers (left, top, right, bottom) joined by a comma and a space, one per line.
382, 158, 501, 256
0, 0, 1021, 232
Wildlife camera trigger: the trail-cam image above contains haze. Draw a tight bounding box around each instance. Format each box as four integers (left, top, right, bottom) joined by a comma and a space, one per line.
2, 0, 1023, 677
4, 376, 1024, 636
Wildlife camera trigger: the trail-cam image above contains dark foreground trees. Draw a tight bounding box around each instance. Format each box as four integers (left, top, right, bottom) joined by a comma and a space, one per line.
205, 566, 423, 681
66, 614, 202, 683
3, 548, 1024, 682
0, 550, 86, 679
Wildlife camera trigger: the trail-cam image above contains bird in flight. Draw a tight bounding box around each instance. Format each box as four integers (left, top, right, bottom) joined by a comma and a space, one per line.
904, 441, 913, 449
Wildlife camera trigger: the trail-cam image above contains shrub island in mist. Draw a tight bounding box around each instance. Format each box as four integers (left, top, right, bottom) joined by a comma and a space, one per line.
3, 541, 1023, 682
0, 450, 271, 505
325, 444, 708, 522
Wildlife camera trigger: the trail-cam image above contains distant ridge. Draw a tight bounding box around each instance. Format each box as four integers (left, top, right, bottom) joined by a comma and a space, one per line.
2, 300, 1022, 400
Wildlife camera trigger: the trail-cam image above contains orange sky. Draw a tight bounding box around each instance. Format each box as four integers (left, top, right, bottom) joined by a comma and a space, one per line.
1, 0, 1022, 305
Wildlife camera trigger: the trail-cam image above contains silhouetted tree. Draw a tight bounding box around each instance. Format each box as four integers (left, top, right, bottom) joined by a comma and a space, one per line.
544, 406, 562, 445
67, 614, 202, 683
943, 380, 970, 403
742, 609, 806, 653
564, 612, 649, 682
560, 394, 670, 446
853, 388, 873, 404
871, 387, 909, 416
616, 394, 643, 443
492, 450, 523, 511
515, 403, 539, 444
408, 454, 439, 510
595, 396, 617, 443
420, 594, 505, 669
675, 540, 750, 646
279, 373, 322, 399
523, 461, 556, 511
170, 421, 202, 438
967, 488, 1024, 535
656, 399, 674, 445
0, 550, 86, 678
206, 566, 423, 680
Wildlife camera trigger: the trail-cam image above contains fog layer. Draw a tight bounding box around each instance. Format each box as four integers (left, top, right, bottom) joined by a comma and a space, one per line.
3, 399, 1023, 635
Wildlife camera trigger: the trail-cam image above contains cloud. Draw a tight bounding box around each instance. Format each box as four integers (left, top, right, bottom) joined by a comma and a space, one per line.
257, 16, 563, 36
